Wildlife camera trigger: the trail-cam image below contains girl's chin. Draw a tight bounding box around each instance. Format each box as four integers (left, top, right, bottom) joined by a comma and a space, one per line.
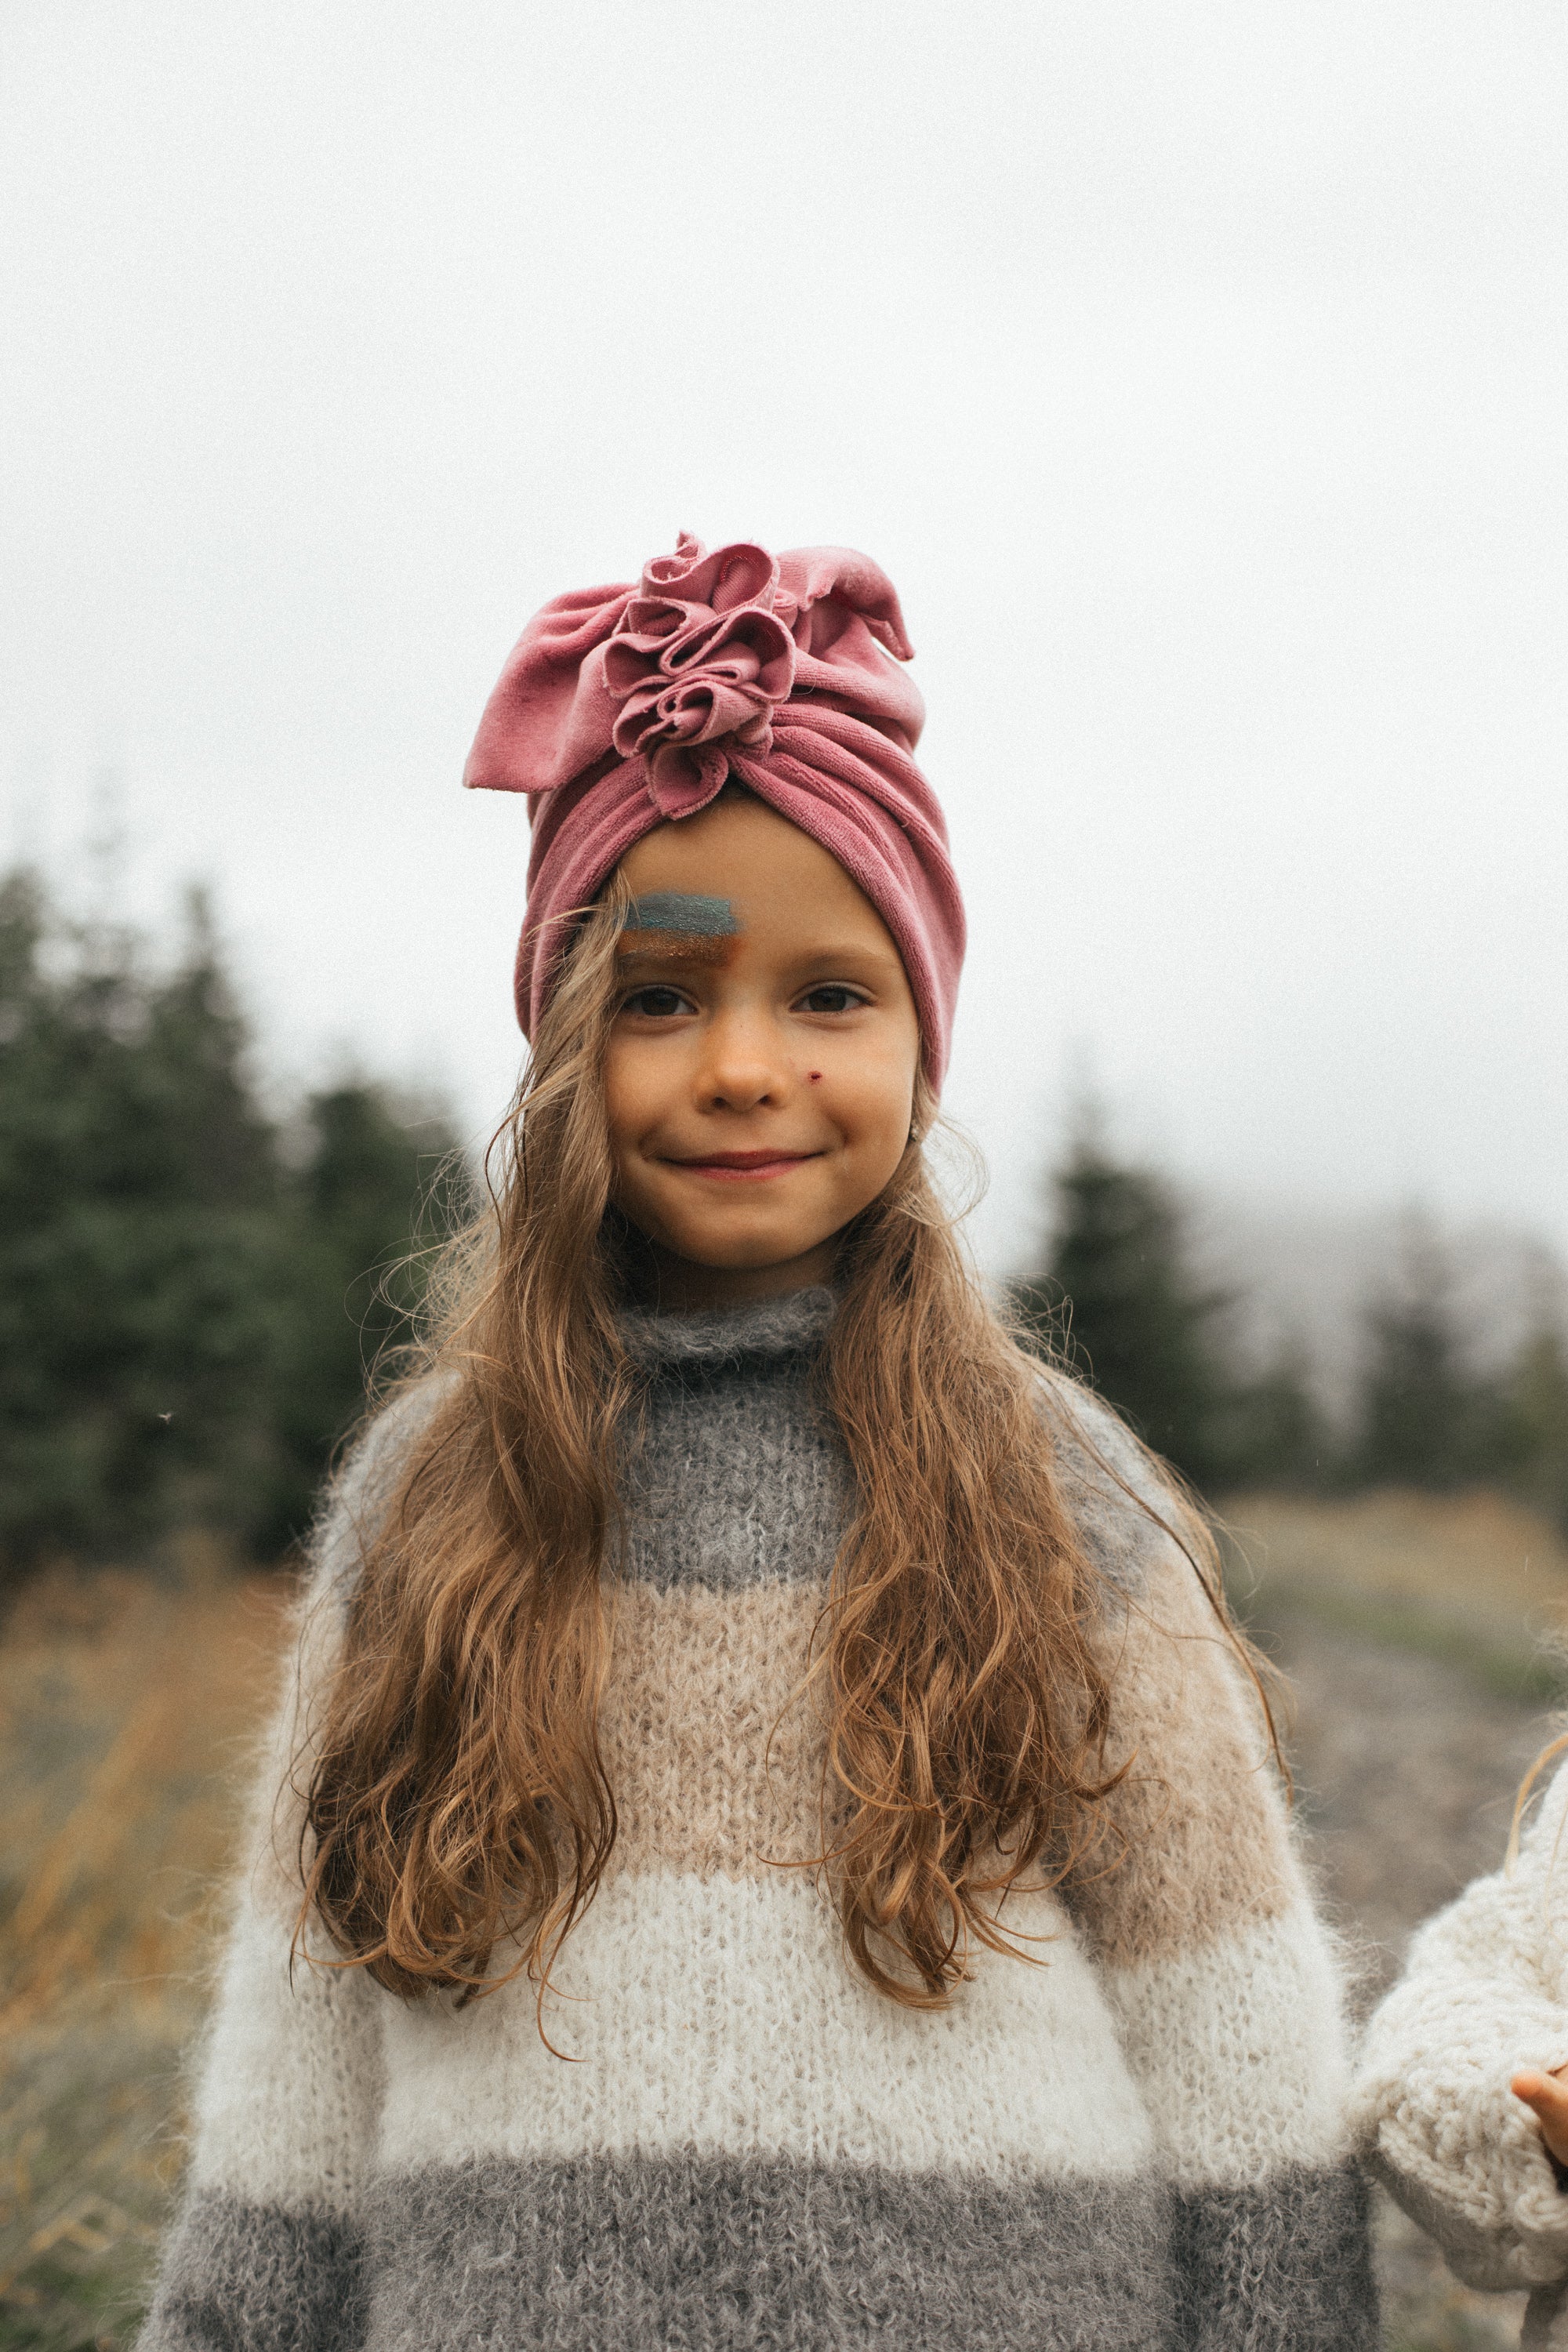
650, 1223, 837, 1275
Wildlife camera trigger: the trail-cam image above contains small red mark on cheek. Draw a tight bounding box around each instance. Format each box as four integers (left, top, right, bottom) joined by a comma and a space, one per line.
808, 1071, 822, 1083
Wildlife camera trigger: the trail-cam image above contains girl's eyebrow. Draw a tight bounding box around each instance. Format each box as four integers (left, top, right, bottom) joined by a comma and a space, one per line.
617, 937, 730, 967
622, 893, 739, 937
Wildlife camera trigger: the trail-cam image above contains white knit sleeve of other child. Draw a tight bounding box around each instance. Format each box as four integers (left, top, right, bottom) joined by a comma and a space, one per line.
1353, 1755, 1568, 2295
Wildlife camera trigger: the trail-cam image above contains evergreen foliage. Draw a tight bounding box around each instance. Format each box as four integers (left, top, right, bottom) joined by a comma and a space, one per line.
1011, 1133, 1239, 1489
1016, 1128, 1567, 1515
1353, 1224, 1482, 1489
0, 869, 465, 1584
270, 1081, 464, 1534
1492, 1321, 1568, 1534
1224, 1335, 1331, 1491
1347, 1232, 1568, 1524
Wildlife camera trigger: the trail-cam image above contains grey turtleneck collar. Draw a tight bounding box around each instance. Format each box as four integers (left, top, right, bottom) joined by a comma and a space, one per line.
616, 1284, 837, 1370
615, 1285, 849, 1592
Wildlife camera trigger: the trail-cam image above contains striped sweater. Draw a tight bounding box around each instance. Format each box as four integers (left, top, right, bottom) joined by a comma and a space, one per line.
141, 1287, 1375, 2351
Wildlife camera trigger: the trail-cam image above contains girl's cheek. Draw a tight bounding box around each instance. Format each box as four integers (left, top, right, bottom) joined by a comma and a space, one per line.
605, 1037, 673, 1116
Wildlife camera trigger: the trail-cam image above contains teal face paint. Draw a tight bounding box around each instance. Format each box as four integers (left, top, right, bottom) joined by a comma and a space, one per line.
623, 893, 740, 936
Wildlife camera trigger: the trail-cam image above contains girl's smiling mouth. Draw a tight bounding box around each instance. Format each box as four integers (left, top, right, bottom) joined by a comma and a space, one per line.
664, 1149, 823, 1181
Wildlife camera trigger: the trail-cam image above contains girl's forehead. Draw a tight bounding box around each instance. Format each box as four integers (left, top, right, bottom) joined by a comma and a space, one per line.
615, 797, 863, 905
612, 797, 902, 960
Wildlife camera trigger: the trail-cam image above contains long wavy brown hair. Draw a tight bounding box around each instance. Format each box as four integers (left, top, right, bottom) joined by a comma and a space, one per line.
296, 870, 1250, 2012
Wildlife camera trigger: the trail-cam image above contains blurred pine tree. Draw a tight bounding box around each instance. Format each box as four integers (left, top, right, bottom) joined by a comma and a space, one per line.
0, 869, 465, 1582
1493, 1322, 1568, 1533
1012, 1132, 1238, 1490
1225, 1334, 1332, 1490
0, 876, 285, 1559
265, 1081, 468, 1545
1013, 1125, 1343, 1494
1353, 1221, 1486, 1488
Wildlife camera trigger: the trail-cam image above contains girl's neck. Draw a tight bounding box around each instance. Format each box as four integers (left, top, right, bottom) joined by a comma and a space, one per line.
626, 1236, 840, 1314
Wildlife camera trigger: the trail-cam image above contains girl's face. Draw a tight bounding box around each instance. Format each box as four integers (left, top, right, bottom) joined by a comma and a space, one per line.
604, 793, 921, 1308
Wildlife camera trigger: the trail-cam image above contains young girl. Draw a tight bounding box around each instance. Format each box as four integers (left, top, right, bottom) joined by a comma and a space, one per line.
140, 535, 1374, 2350
1356, 1739, 1568, 2349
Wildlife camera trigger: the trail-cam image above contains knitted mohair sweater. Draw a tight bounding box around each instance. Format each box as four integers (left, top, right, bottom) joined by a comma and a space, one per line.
142, 1289, 1374, 2352
1354, 1755, 1568, 2351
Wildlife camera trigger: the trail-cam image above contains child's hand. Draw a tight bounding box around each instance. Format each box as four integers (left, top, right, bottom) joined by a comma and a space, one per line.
1512, 2064, 1568, 2170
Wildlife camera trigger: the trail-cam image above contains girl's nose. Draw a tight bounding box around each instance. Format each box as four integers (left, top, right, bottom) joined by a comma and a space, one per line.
698, 1011, 786, 1112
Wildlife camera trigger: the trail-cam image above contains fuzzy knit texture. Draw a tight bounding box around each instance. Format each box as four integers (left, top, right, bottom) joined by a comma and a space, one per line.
1354, 1755, 1568, 2350
140, 1290, 1376, 2351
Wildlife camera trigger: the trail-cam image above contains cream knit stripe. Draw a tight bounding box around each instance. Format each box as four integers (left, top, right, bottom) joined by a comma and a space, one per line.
600, 1577, 834, 1879
1102, 1907, 1352, 2190
371, 1867, 1157, 2183
1353, 1759, 1568, 2293
1046, 1455, 1353, 2200
184, 1886, 1349, 2214
185, 1883, 382, 2213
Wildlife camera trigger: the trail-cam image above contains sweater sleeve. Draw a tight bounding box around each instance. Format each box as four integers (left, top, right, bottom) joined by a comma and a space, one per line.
138, 1401, 426, 2352
1352, 1755, 1568, 2295
1049, 1385, 1378, 2351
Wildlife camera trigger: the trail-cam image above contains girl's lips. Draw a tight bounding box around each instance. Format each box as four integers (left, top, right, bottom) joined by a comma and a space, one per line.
665, 1151, 821, 1183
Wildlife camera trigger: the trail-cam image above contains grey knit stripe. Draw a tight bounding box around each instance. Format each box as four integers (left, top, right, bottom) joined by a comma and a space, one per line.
138, 2192, 363, 2352
353, 2149, 1175, 2350
622, 1347, 854, 1594
138, 2154, 1377, 2352
1173, 2161, 1379, 2350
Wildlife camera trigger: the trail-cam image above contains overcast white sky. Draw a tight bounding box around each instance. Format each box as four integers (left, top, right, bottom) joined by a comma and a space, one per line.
3, 1, 1564, 1271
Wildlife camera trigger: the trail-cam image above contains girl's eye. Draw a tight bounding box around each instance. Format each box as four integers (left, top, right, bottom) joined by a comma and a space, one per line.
622, 985, 695, 1019
797, 985, 868, 1015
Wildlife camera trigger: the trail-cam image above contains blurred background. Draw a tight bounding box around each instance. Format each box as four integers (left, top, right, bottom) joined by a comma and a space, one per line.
2, 4, 1565, 2346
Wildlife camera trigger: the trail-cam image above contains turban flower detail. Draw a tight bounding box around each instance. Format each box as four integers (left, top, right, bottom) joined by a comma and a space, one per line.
464, 532, 967, 1087
602, 542, 797, 814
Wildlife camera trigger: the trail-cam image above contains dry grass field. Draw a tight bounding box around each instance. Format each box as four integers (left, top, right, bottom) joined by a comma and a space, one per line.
2, 1490, 1566, 2350
0, 1546, 297, 2352
1224, 1488, 1568, 1700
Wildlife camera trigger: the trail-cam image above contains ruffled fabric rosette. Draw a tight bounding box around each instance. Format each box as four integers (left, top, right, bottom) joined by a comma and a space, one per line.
463, 533, 966, 1087
604, 539, 797, 811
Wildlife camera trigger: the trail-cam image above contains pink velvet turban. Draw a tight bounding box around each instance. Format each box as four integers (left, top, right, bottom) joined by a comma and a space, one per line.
463, 533, 966, 1088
